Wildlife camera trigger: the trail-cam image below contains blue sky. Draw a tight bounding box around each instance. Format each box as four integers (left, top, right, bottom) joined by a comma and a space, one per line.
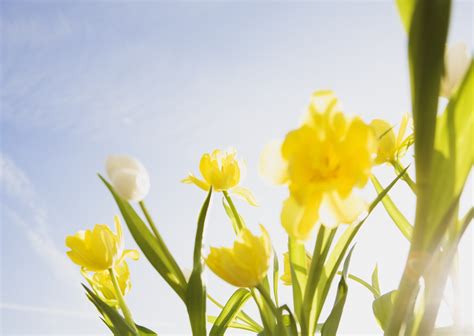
1, 1, 472, 334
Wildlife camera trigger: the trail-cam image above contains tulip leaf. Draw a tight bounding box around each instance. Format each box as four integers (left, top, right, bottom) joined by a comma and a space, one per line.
272, 249, 279, 307
335, 271, 380, 298
288, 237, 307, 323
371, 264, 381, 299
309, 167, 407, 332
425, 62, 474, 249
321, 246, 355, 336
100, 175, 187, 300
371, 175, 413, 241
279, 305, 298, 336
207, 316, 258, 332
83, 284, 144, 336
186, 188, 212, 336
373, 290, 398, 332
395, 0, 415, 32
209, 288, 252, 336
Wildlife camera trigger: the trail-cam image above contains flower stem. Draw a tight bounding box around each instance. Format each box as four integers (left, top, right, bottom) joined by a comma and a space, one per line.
222, 190, 244, 233
139, 200, 164, 241
392, 160, 417, 193
108, 268, 138, 335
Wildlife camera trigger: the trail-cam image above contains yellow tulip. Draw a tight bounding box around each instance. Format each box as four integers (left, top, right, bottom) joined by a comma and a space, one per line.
182, 148, 257, 206
81, 260, 132, 308
260, 91, 376, 240
206, 225, 271, 287
66, 216, 139, 272
370, 113, 412, 164
280, 252, 312, 286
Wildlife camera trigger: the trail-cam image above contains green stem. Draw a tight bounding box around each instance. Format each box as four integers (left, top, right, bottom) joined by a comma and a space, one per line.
222, 190, 244, 233
109, 268, 138, 335
139, 200, 164, 242
392, 160, 417, 193
256, 284, 286, 335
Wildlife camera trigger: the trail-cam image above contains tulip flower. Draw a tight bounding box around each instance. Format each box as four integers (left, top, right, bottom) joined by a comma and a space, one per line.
370, 113, 412, 165
81, 260, 132, 308
440, 42, 471, 98
66, 216, 139, 272
260, 91, 377, 240
205, 225, 271, 287
182, 149, 257, 206
106, 155, 150, 201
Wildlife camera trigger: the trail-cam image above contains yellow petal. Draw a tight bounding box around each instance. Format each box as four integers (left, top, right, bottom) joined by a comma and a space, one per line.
182, 174, 210, 191
281, 196, 321, 241
231, 186, 258, 206
258, 140, 288, 185
320, 192, 367, 228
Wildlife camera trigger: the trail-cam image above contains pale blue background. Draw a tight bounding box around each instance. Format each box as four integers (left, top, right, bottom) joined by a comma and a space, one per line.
1, 1, 472, 334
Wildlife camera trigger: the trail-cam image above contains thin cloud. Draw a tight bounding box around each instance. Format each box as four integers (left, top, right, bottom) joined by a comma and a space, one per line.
0, 303, 95, 320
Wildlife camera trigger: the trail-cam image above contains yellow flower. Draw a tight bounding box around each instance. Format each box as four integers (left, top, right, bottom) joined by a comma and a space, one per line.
370, 113, 412, 164
82, 260, 132, 308
206, 225, 271, 287
260, 91, 377, 240
66, 216, 139, 272
280, 252, 311, 286
182, 149, 257, 206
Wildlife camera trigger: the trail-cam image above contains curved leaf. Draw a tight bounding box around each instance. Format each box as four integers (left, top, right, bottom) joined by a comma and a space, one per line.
209, 288, 251, 336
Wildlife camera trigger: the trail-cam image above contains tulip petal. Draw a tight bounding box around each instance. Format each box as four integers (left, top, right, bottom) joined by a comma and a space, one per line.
281, 196, 321, 241
258, 140, 288, 185
320, 192, 367, 229
231, 186, 258, 206
182, 174, 210, 191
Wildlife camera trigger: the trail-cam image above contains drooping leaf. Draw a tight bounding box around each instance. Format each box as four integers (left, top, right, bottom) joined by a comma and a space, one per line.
100, 175, 186, 300
371, 175, 413, 241
373, 290, 398, 332
209, 288, 251, 336
186, 188, 212, 336
321, 246, 355, 336
279, 305, 298, 336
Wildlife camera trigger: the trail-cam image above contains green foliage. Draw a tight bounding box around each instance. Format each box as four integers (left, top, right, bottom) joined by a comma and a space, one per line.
209, 288, 252, 336
373, 290, 398, 332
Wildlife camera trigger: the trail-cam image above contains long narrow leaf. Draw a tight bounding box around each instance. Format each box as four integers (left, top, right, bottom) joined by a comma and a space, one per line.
288, 237, 307, 323
209, 288, 251, 336
371, 175, 413, 241
186, 188, 212, 336
100, 175, 186, 300
207, 316, 258, 332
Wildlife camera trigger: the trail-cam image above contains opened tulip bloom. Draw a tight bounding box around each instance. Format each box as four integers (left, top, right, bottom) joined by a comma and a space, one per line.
370, 113, 412, 164
66, 216, 139, 272
206, 225, 271, 287
183, 149, 257, 206
106, 155, 150, 201
260, 91, 377, 239
440, 42, 471, 98
82, 260, 132, 308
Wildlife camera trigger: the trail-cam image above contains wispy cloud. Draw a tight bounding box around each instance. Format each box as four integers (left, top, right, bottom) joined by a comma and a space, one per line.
0, 154, 77, 283
0, 303, 95, 319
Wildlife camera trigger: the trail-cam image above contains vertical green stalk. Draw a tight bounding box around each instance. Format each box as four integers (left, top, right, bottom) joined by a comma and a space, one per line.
222, 190, 244, 233
109, 268, 138, 335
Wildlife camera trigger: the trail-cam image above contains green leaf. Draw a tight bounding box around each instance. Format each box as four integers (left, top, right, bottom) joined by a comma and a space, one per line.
395, 0, 415, 32
209, 288, 252, 336
222, 191, 245, 233
337, 272, 380, 298
83, 285, 138, 336
288, 237, 308, 323
207, 316, 257, 332
279, 305, 298, 336
99, 175, 186, 300
371, 175, 413, 241
310, 168, 407, 332
186, 188, 212, 336
373, 290, 398, 332
371, 265, 381, 299
321, 246, 354, 336
136, 325, 158, 336
426, 62, 474, 248
273, 249, 279, 307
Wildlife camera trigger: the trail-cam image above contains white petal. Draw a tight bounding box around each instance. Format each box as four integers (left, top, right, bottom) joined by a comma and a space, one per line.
110, 168, 150, 201
106, 155, 148, 179
440, 42, 471, 98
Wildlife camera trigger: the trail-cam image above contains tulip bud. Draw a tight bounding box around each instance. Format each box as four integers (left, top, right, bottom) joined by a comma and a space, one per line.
106, 155, 150, 201
440, 42, 471, 98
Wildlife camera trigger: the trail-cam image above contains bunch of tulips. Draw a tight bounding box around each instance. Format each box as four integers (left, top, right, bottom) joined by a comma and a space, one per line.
65, 1, 472, 335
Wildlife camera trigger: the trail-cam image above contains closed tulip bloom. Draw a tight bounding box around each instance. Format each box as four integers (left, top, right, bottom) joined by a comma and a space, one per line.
206, 225, 271, 288
260, 91, 377, 240
106, 155, 150, 201
440, 42, 471, 98
183, 149, 257, 206
370, 113, 411, 164
82, 260, 132, 308
66, 216, 139, 272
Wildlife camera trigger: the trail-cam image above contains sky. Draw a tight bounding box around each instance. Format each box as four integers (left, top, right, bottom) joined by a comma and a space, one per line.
0, 1, 472, 335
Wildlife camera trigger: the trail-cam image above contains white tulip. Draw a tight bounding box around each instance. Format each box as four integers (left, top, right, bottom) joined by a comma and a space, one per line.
105, 155, 150, 201
440, 42, 471, 98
